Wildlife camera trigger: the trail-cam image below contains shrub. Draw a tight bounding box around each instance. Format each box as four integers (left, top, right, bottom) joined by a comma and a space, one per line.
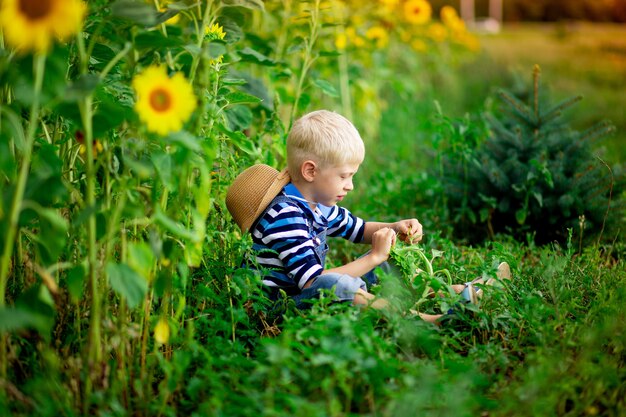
437, 65, 624, 245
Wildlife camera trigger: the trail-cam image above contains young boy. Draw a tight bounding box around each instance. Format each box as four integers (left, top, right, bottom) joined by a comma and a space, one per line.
226, 110, 509, 323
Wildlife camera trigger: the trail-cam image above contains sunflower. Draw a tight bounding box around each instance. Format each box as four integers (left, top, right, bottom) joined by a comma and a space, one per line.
132, 66, 198, 136
75, 130, 104, 158
0, 0, 86, 53
440, 5, 458, 24
411, 39, 428, 53
403, 0, 432, 25
440, 5, 465, 32
346, 27, 365, 48
365, 26, 389, 49
205, 23, 226, 65
205, 22, 226, 41
159, 7, 180, 26
428, 23, 447, 43
335, 31, 348, 50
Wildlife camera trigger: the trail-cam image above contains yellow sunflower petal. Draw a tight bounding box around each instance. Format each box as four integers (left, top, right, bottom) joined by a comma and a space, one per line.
154, 318, 170, 345
0, 0, 86, 53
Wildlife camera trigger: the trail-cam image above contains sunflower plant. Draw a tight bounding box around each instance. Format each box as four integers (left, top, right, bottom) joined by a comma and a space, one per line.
0, 0, 268, 401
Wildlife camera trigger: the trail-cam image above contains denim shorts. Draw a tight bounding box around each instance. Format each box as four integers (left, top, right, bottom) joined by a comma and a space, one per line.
292, 273, 367, 309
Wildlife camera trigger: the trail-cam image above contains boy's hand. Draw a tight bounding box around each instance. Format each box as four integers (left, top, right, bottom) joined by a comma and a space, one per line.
370, 227, 396, 264
394, 219, 423, 243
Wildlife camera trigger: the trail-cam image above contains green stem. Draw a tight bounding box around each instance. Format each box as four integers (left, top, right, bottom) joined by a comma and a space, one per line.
226, 275, 236, 343
289, 0, 321, 130
337, 47, 352, 121
80, 93, 101, 396
118, 224, 129, 409
334, 2, 352, 121
0, 53, 46, 379
413, 248, 434, 277
76, 30, 101, 407
274, 0, 292, 60
188, 1, 216, 83
100, 42, 132, 80
152, 0, 175, 69
139, 289, 153, 397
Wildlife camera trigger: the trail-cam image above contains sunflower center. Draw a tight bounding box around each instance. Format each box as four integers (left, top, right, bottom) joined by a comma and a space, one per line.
413, 7, 421, 15
149, 88, 172, 112
19, 0, 53, 20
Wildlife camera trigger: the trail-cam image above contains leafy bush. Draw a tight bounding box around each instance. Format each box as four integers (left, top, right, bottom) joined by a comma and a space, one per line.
437, 65, 625, 245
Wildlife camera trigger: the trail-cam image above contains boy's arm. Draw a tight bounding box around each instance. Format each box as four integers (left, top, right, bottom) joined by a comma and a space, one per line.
362, 219, 423, 244
320, 227, 396, 279
256, 202, 324, 290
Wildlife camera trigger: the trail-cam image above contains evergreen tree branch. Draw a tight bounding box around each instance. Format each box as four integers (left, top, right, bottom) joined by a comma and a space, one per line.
541, 95, 582, 124
497, 89, 531, 123
484, 112, 519, 144
578, 120, 615, 145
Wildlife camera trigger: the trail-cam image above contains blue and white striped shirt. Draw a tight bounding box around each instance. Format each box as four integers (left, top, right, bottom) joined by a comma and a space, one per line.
251, 183, 365, 293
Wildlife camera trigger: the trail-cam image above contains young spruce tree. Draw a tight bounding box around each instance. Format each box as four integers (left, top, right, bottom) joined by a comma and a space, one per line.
441, 65, 624, 245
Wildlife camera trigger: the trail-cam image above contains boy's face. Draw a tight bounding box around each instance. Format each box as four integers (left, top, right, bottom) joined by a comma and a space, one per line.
310, 162, 360, 207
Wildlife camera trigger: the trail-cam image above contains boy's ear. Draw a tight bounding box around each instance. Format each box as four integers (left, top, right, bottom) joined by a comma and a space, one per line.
301, 160, 317, 182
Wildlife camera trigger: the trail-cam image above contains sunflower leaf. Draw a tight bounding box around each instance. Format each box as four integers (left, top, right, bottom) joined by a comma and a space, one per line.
238, 47, 276, 66
135, 32, 184, 49
222, 0, 265, 10
312, 79, 339, 98
63, 75, 100, 102
1, 106, 26, 153
0, 306, 53, 334
106, 262, 148, 309
111, 0, 157, 26
224, 91, 262, 105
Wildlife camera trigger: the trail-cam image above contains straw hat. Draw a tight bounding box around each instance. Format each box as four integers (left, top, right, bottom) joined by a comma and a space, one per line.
226, 164, 290, 232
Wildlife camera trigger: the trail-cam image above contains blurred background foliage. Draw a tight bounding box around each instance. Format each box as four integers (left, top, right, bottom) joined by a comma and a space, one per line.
431, 0, 626, 22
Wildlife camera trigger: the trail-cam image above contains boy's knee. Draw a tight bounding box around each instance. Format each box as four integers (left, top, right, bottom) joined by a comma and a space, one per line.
314, 273, 366, 302
353, 288, 389, 309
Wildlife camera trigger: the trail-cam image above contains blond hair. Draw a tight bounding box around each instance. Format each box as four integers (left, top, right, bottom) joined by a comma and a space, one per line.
287, 110, 365, 178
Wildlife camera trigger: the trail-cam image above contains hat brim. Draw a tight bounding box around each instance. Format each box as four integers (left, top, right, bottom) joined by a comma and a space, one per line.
244, 168, 290, 232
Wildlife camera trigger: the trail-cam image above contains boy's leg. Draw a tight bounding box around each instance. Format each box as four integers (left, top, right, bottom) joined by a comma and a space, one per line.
361, 259, 401, 287
355, 289, 443, 323
471, 261, 512, 298
299, 273, 445, 324
429, 262, 513, 302
293, 273, 368, 309
353, 288, 389, 309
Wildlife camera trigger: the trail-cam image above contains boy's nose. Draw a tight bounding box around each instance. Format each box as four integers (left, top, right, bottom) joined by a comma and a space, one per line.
345, 179, 354, 190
